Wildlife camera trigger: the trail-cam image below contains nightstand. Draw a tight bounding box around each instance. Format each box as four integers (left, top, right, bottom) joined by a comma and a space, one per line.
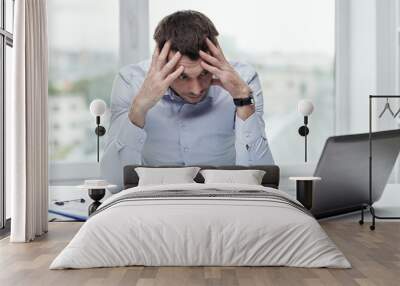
289, 177, 321, 210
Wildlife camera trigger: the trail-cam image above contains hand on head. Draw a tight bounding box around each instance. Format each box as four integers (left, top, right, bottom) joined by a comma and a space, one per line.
128, 41, 184, 127
129, 37, 253, 129
199, 38, 251, 99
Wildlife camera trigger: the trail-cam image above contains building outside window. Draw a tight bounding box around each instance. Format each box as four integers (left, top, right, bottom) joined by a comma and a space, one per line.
48, 0, 118, 162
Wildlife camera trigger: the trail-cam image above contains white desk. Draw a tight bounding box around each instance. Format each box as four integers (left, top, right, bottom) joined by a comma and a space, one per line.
49, 186, 113, 221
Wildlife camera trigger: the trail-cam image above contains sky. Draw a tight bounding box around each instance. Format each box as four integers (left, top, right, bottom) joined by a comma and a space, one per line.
48, 0, 119, 52
47, 0, 334, 56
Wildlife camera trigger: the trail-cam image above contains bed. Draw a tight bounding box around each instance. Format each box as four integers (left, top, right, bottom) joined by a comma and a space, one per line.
50, 165, 350, 269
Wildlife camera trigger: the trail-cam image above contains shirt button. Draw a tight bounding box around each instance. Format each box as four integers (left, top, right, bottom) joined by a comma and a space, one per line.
139, 139, 144, 144
183, 147, 189, 152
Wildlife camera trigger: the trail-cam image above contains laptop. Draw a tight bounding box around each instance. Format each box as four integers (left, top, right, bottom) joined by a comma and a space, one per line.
311, 129, 400, 218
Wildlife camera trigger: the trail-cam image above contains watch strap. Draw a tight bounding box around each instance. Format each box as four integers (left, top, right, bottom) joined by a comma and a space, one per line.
233, 92, 254, 107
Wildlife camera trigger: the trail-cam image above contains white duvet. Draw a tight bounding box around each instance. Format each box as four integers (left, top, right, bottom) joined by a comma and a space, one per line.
50, 183, 351, 269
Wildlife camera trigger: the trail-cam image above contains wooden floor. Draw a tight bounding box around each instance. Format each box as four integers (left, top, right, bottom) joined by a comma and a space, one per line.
0, 218, 399, 286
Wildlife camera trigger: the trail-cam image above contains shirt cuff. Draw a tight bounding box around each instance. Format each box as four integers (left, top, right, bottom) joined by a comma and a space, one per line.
235, 113, 264, 145
116, 115, 147, 151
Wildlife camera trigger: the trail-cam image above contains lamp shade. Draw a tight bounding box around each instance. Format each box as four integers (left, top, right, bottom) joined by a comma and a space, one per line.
297, 99, 314, 116
90, 99, 107, 116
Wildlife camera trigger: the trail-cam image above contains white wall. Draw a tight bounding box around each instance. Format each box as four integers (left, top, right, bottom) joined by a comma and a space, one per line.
348, 0, 376, 133
339, 0, 398, 134
375, 0, 398, 132
336, 0, 400, 185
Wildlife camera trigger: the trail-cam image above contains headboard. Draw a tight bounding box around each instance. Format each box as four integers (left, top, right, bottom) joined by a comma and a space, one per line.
123, 165, 280, 189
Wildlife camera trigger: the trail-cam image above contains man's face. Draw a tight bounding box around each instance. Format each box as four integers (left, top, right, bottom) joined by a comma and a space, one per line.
168, 51, 213, 104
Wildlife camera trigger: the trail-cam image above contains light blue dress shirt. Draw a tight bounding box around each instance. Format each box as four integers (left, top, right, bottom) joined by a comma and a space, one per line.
100, 60, 274, 192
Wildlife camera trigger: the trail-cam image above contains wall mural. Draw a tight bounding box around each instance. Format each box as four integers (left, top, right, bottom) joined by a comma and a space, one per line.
48, 1, 334, 221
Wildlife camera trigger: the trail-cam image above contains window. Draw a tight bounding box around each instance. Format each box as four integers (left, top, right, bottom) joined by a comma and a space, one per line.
149, 0, 335, 164
48, 0, 151, 221
48, 0, 118, 163
1, 0, 14, 231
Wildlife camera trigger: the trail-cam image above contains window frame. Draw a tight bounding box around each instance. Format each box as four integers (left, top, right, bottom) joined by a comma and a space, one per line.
0, 0, 14, 232
335, 0, 350, 135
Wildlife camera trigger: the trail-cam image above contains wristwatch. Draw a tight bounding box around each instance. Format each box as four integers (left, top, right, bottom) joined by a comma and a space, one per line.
233, 91, 254, 107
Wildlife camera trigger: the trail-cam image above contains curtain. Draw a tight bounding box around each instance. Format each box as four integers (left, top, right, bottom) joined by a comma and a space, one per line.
8, 0, 48, 242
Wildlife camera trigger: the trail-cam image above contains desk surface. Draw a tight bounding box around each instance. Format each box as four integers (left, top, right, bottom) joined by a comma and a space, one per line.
49, 185, 112, 221
289, 176, 321, 181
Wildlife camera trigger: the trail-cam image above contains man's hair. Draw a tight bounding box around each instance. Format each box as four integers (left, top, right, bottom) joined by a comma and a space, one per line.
153, 10, 219, 60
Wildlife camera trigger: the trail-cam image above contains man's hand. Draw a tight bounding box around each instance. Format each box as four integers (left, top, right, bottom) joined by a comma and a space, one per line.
199, 38, 254, 120
199, 38, 252, 99
129, 41, 184, 128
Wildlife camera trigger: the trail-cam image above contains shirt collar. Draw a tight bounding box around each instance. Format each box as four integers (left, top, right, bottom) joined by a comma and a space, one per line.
166, 88, 184, 103
164, 88, 212, 105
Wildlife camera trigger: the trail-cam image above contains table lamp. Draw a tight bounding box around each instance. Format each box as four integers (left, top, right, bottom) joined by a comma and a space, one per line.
297, 99, 314, 162
89, 99, 107, 162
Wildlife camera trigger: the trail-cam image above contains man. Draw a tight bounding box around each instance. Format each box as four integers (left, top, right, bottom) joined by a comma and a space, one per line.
101, 10, 274, 192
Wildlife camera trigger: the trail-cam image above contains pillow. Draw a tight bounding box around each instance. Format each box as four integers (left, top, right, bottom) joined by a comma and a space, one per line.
200, 169, 266, 185
135, 167, 201, 186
